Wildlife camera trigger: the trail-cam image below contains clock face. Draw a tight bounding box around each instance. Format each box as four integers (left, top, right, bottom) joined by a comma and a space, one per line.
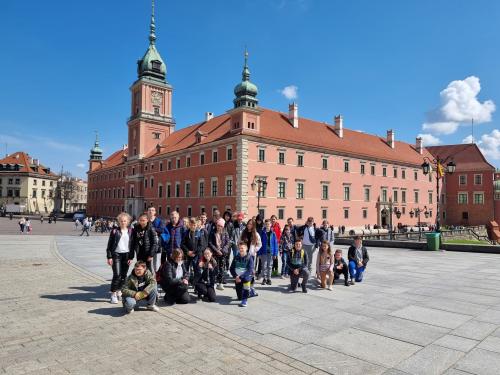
151, 91, 163, 106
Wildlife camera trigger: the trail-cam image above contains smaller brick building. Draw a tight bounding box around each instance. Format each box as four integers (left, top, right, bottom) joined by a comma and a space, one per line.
428, 144, 496, 227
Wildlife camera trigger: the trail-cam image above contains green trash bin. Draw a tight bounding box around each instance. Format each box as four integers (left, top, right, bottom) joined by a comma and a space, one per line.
425, 232, 441, 251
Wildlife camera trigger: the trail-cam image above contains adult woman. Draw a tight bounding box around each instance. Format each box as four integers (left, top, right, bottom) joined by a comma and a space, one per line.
194, 248, 217, 302
208, 218, 230, 290
160, 248, 190, 304
106, 212, 133, 304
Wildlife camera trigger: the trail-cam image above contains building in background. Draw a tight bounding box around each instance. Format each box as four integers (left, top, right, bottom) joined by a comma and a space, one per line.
54, 176, 87, 213
0, 152, 59, 214
428, 144, 496, 227
87, 2, 437, 229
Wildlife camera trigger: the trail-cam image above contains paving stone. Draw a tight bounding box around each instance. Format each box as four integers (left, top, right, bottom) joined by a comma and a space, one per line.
475, 309, 500, 325
454, 348, 500, 375
390, 305, 472, 329
433, 334, 479, 353
395, 344, 464, 375
477, 335, 500, 354
442, 369, 473, 375
451, 320, 498, 341
274, 322, 335, 344
318, 328, 421, 367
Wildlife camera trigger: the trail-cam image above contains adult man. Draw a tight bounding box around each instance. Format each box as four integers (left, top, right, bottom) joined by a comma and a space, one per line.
206, 209, 221, 238
347, 236, 370, 284
232, 212, 246, 259
318, 220, 335, 249
299, 217, 317, 274
287, 217, 299, 242
163, 211, 184, 264
80, 217, 91, 237
121, 261, 159, 313
200, 212, 209, 232
147, 206, 164, 273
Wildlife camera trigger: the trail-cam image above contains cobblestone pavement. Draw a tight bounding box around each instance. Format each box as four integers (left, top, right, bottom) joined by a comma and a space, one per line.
3, 235, 500, 374
0, 217, 108, 236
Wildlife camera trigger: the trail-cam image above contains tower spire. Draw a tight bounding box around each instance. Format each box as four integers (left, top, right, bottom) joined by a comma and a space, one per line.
242, 47, 250, 81
149, 0, 156, 45
233, 48, 258, 109
90, 131, 103, 161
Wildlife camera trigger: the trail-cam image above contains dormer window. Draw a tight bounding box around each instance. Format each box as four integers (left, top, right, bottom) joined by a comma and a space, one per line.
154, 106, 160, 116
151, 60, 161, 72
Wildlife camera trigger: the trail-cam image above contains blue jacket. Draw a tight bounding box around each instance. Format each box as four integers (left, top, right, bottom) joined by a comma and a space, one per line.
258, 229, 279, 257
230, 253, 254, 282
164, 222, 184, 256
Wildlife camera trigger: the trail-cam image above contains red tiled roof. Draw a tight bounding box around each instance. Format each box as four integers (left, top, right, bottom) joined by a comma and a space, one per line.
92, 148, 127, 172
427, 144, 494, 172
0, 152, 58, 177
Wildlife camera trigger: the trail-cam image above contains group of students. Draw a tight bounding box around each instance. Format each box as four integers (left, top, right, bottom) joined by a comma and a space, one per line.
105, 207, 370, 312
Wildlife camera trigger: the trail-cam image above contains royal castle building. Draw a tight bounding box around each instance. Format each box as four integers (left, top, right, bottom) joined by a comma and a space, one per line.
87, 2, 438, 229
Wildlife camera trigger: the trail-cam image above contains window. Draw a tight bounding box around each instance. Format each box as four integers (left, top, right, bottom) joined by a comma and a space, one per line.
402, 170, 406, 179
33, 179, 37, 186
459, 175, 467, 185
225, 178, 233, 196
158, 185, 163, 198
393, 168, 397, 178
360, 164, 365, 175
199, 181, 205, 197
296, 183, 304, 199
159, 162, 163, 171
175, 183, 180, 198
370, 165, 375, 175
144, 179, 148, 189
185, 182, 191, 198
393, 190, 398, 202
474, 174, 483, 185
42, 180, 45, 186
458, 193, 469, 204
167, 206, 171, 215
41, 190, 46, 198
322, 185, 329, 200
152, 60, 161, 71
344, 209, 349, 219
167, 184, 171, 198
153, 132, 160, 139
7, 189, 13, 197
462, 212, 469, 220
167, 160, 172, 170
322, 209, 328, 220
414, 191, 419, 204
382, 189, 388, 202
297, 208, 303, 220
278, 208, 285, 220
429, 192, 433, 204
344, 186, 350, 201
227, 147, 233, 161
176, 158, 180, 169
322, 158, 328, 170
200, 153, 205, 165
364, 188, 370, 202
414, 171, 418, 181
344, 161, 349, 172
32, 189, 37, 198
187, 206, 192, 217
211, 179, 218, 196
297, 154, 304, 167
474, 192, 484, 204
150, 177, 154, 188
154, 107, 160, 116
402, 190, 406, 203
278, 152, 285, 164
382, 167, 387, 177
212, 151, 218, 163
278, 181, 286, 198
362, 209, 367, 219
258, 149, 265, 162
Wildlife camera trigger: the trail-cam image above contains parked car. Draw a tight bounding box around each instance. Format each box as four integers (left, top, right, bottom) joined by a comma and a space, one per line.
73, 212, 86, 222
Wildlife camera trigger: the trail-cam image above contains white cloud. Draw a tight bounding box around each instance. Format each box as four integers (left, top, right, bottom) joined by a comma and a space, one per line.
417, 133, 442, 146
466, 129, 500, 161
280, 85, 298, 101
422, 76, 495, 136
462, 135, 475, 144
76, 163, 85, 169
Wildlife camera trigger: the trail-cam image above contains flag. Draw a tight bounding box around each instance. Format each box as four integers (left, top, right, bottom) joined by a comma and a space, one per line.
437, 162, 444, 178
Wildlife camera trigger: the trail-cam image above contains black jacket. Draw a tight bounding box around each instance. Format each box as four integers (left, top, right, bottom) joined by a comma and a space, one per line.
347, 246, 369, 266
181, 229, 208, 259
297, 225, 320, 245
333, 257, 348, 272
160, 261, 189, 290
287, 248, 309, 271
131, 223, 159, 260
194, 259, 217, 287
106, 227, 133, 259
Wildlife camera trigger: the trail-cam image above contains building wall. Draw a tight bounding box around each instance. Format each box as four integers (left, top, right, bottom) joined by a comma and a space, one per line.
87, 166, 127, 217
0, 174, 57, 213
442, 170, 495, 226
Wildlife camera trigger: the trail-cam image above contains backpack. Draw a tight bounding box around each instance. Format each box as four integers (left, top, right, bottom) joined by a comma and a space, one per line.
290, 249, 305, 265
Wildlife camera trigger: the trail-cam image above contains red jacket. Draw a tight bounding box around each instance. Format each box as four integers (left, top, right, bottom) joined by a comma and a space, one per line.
271, 222, 282, 243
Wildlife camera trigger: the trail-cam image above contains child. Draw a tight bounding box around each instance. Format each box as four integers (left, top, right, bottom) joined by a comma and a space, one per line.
316, 240, 334, 290
257, 219, 279, 285
121, 261, 159, 313
208, 218, 230, 290
230, 242, 255, 307
160, 248, 190, 305
279, 224, 293, 279
287, 238, 310, 293
333, 249, 350, 286
195, 248, 217, 302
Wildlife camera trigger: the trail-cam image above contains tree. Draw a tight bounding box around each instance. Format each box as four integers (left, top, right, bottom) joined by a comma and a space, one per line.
56, 171, 76, 213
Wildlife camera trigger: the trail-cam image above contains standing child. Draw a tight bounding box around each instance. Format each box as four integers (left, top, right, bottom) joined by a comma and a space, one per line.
316, 240, 334, 290
230, 242, 255, 307
279, 224, 293, 279
208, 218, 230, 290
258, 219, 278, 285
287, 238, 310, 293
333, 249, 350, 286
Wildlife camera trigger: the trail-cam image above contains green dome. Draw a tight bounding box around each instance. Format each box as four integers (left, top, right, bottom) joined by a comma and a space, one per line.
234, 80, 258, 97
137, 44, 166, 80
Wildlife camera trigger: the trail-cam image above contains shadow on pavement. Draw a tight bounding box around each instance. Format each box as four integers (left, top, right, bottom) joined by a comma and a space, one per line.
40, 284, 109, 303
88, 307, 125, 317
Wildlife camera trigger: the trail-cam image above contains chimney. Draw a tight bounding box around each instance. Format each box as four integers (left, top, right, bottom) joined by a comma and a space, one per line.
205, 112, 214, 122
387, 129, 395, 148
416, 136, 423, 154
334, 115, 343, 138
288, 103, 299, 128
122, 144, 128, 150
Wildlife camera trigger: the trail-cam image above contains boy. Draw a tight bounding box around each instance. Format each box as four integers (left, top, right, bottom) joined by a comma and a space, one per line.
121, 261, 159, 313
347, 236, 370, 284
258, 219, 279, 285
230, 242, 255, 307
333, 249, 350, 287
287, 238, 310, 293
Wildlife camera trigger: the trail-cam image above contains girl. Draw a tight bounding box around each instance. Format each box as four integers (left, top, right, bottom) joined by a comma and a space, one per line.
316, 240, 334, 290
240, 219, 261, 295
208, 218, 230, 290
230, 242, 254, 307
279, 224, 293, 279
195, 248, 217, 302
106, 212, 133, 304
160, 248, 190, 304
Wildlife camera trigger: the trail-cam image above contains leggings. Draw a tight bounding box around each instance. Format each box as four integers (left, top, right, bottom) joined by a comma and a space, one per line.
195, 283, 216, 302
110, 253, 130, 292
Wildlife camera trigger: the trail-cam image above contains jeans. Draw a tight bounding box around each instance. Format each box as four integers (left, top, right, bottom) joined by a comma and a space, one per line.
302, 244, 316, 273
290, 268, 310, 290
259, 253, 272, 280
281, 252, 290, 276
334, 265, 349, 283
164, 285, 190, 304
80, 228, 90, 236
110, 253, 129, 292
348, 260, 366, 282
123, 288, 158, 311
195, 283, 216, 302
235, 280, 251, 301
214, 255, 226, 284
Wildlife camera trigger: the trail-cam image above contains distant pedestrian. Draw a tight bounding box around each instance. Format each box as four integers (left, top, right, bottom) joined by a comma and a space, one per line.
81, 218, 91, 236
18, 217, 26, 234
40, 216, 44, 224
25, 219, 32, 234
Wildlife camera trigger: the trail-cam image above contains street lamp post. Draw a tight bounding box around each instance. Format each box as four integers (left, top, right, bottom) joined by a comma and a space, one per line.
421, 158, 456, 232
410, 206, 429, 241
251, 178, 268, 216
381, 198, 401, 240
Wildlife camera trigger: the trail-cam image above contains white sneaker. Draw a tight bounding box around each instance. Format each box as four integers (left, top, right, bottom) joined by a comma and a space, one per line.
216, 283, 224, 291
147, 304, 159, 312
327, 286, 332, 291
110, 294, 118, 304
116, 291, 122, 301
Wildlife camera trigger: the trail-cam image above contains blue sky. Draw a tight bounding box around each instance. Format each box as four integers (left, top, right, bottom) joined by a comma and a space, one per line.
1, 0, 500, 178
